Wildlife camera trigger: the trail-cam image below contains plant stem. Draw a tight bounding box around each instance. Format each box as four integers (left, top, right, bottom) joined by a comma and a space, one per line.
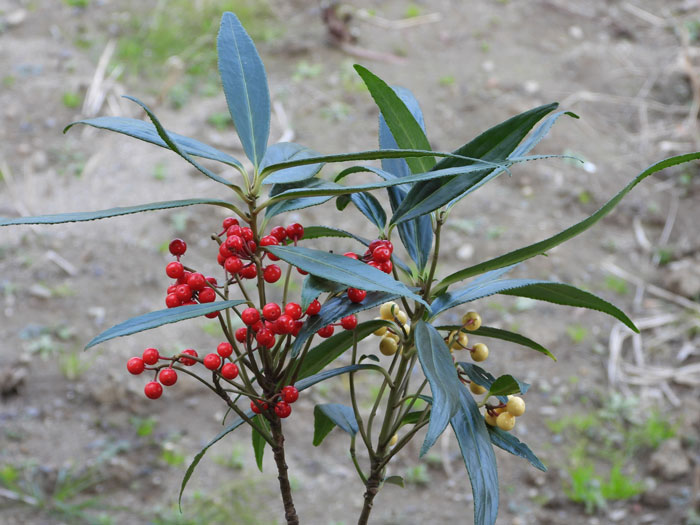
269, 417, 300, 525
357, 461, 383, 525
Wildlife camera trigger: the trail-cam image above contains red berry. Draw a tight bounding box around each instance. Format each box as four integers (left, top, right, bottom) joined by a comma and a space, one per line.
222, 217, 238, 230
263, 265, 281, 283
247, 240, 257, 253
142, 347, 160, 365
343, 252, 359, 260
347, 288, 366, 303
251, 320, 264, 332
372, 246, 391, 263
225, 256, 243, 274
275, 401, 292, 418
306, 299, 321, 316
177, 271, 191, 285
317, 325, 334, 338
296, 267, 308, 276
165, 261, 184, 279
256, 328, 275, 348
240, 227, 254, 241
169, 238, 187, 256
219, 242, 232, 258
280, 385, 299, 404
205, 311, 220, 319
368, 239, 383, 252
215, 342, 232, 358
180, 349, 198, 366
235, 327, 248, 343
284, 302, 302, 320
144, 381, 163, 399
187, 273, 206, 291
221, 362, 239, 380
286, 223, 304, 241
203, 353, 221, 370
240, 264, 258, 279
262, 303, 281, 321
225, 235, 244, 253
260, 235, 278, 247
165, 293, 181, 308
367, 261, 381, 270
206, 276, 218, 286
292, 321, 304, 337
241, 308, 260, 325
226, 224, 242, 237
198, 287, 216, 303
274, 314, 295, 334
166, 284, 178, 294
383, 241, 394, 254
270, 226, 287, 242
379, 260, 393, 274
126, 357, 145, 375
175, 284, 192, 301
159, 368, 178, 386
217, 253, 226, 266
340, 314, 358, 330
250, 400, 268, 414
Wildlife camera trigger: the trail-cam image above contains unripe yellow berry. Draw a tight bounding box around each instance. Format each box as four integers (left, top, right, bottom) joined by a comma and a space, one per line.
471, 343, 489, 362
506, 396, 526, 417
449, 330, 469, 350
484, 413, 498, 426
380, 302, 398, 320
385, 332, 400, 343
395, 310, 408, 324
469, 382, 487, 395
373, 318, 388, 336
496, 412, 516, 431
462, 311, 482, 331
389, 433, 398, 447
379, 335, 398, 356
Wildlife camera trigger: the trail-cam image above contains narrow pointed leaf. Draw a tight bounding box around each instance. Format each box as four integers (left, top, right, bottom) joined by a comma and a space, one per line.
260, 142, 323, 184
0, 199, 230, 227
458, 362, 527, 404
64, 117, 243, 168
337, 192, 387, 230
301, 275, 346, 311
313, 404, 358, 445
85, 300, 245, 349
266, 245, 428, 308
414, 321, 462, 456
265, 178, 333, 218
436, 151, 700, 292
217, 12, 270, 166
301, 225, 371, 246
437, 325, 555, 360
487, 426, 547, 472
251, 415, 269, 472
355, 65, 434, 173
487, 375, 530, 398
451, 387, 499, 525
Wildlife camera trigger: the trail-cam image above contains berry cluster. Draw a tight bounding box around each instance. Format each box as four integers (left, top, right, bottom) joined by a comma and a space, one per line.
342, 239, 394, 305
237, 301, 319, 348
448, 311, 488, 362
163, 239, 220, 317
483, 395, 526, 432
251, 384, 299, 419
371, 301, 410, 356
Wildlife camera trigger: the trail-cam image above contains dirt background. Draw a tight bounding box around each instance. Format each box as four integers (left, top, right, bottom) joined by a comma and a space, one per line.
1, 0, 700, 524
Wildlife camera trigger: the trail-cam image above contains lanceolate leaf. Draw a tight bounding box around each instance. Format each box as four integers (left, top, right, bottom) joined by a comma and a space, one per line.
301, 275, 347, 311
414, 321, 462, 456
337, 192, 387, 230
251, 415, 269, 472
451, 387, 499, 525
265, 179, 334, 218
260, 142, 323, 184
63, 117, 243, 169
437, 325, 555, 360
85, 301, 245, 349
391, 103, 559, 224
301, 225, 371, 246
179, 363, 375, 506
488, 426, 547, 472
296, 320, 393, 378
435, 151, 700, 292
217, 12, 270, 167
0, 199, 231, 226
266, 246, 428, 308
354, 65, 434, 174
431, 279, 637, 332
313, 404, 359, 445
458, 363, 528, 404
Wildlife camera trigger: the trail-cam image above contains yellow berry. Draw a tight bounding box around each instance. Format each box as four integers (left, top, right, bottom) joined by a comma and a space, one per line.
385, 332, 400, 343
484, 412, 498, 426
395, 310, 408, 324
471, 343, 489, 362
469, 382, 487, 395
496, 412, 516, 431
462, 311, 482, 331
506, 396, 526, 417
448, 330, 469, 350
379, 335, 398, 356
373, 318, 388, 336
389, 433, 398, 447
380, 302, 398, 320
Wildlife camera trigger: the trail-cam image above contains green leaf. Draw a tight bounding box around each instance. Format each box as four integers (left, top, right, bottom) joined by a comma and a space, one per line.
354, 65, 434, 173
0, 199, 231, 227
63, 117, 243, 169
337, 192, 387, 230
458, 362, 505, 404
431, 279, 637, 332
122, 96, 237, 187
391, 103, 559, 224
266, 246, 428, 308
292, 291, 401, 357
400, 410, 427, 427
85, 301, 245, 349
313, 404, 359, 446
217, 12, 270, 167
450, 387, 499, 525
260, 142, 323, 184
301, 275, 347, 311
384, 475, 405, 488
301, 226, 371, 246
251, 415, 269, 472
414, 321, 462, 456
296, 319, 393, 378
487, 375, 530, 398
435, 151, 700, 292
488, 426, 547, 472
437, 325, 555, 360
265, 178, 333, 218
